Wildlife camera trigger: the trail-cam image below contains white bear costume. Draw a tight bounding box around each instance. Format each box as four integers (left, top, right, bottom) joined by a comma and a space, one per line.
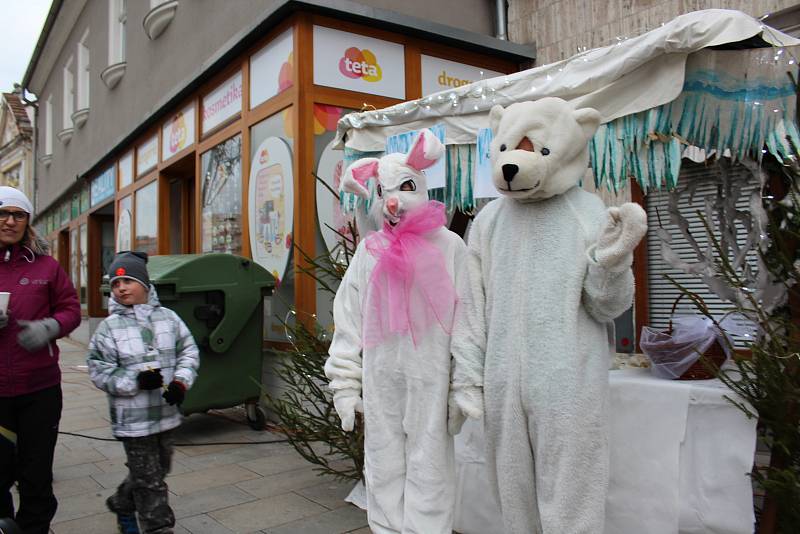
452, 98, 647, 534
325, 130, 477, 534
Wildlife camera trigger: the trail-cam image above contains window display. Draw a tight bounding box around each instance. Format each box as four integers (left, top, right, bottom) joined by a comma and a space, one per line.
135, 181, 158, 255
250, 111, 293, 341
201, 134, 242, 254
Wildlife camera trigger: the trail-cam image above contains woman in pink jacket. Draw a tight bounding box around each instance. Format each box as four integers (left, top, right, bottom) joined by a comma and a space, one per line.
0, 186, 80, 534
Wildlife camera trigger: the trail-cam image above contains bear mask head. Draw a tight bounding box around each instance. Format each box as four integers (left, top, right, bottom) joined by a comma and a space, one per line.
339, 129, 445, 226
489, 97, 601, 202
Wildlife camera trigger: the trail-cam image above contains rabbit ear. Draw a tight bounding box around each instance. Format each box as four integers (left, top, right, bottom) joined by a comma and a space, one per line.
341, 158, 380, 198
405, 129, 445, 171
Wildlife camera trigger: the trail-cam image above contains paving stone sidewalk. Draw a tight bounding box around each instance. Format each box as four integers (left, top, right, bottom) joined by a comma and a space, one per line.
41, 326, 369, 534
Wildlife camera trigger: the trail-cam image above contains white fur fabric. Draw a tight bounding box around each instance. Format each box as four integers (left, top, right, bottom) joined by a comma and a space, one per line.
453, 187, 635, 534
325, 227, 468, 534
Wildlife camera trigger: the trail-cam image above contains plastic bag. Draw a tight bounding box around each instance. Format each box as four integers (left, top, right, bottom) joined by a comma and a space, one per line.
640, 316, 730, 379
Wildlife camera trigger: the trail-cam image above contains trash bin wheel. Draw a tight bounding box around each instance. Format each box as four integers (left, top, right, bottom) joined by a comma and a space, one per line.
0, 518, 23, 534
246, 405, 266, 431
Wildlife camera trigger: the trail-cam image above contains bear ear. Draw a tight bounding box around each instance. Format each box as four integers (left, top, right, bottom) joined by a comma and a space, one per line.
405, 129, 445, 171
341, 158, 380, 198
489, 105, 505, 134
573, 107, 601, 143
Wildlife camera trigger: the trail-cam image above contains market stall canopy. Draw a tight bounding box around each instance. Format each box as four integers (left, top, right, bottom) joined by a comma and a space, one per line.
335, 9, 800, 199
337, 9, 798, 149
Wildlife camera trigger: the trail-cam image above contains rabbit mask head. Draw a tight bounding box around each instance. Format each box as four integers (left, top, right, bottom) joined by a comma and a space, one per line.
340, 129, 445, 225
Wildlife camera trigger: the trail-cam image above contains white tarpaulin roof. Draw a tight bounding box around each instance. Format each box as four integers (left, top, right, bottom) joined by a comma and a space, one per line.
335, 9, 799, 152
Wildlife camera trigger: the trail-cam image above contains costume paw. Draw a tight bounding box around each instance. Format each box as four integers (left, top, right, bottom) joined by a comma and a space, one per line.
333, 389, 363, 432
448, 386, 483, 436
594, 202, 647, 270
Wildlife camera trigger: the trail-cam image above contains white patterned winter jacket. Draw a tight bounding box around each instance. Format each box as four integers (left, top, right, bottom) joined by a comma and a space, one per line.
87, 286, 199, 438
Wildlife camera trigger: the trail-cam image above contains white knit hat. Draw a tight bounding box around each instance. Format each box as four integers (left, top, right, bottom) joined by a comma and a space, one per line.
0, 186, 33, 217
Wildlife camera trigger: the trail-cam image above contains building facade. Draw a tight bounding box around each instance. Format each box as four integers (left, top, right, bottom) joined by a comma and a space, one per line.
0, 88, 34, 201
508, 0, 800, 65
23, 0, 532, 333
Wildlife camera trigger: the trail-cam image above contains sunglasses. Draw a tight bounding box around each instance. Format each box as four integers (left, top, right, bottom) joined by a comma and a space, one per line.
0, 210, 29, 222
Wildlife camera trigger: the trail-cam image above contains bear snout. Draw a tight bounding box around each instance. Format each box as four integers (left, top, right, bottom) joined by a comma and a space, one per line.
502, 164, 519, 183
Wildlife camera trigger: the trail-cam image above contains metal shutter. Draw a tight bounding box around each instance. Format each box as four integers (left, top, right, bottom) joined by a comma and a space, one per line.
646, 161, 760, 348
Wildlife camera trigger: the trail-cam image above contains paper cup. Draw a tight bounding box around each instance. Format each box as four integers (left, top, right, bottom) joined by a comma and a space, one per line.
0, 292, 9, 314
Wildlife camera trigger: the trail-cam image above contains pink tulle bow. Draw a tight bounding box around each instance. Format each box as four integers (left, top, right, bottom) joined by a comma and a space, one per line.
363, 201, 457, 349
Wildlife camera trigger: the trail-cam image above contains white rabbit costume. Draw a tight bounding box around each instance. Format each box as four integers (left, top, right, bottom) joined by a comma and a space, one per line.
325, 130, 476, 534
451, 98, 648, 534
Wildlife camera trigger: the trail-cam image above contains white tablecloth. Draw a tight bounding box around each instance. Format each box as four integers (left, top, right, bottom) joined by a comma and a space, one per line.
454, 369, 758, 534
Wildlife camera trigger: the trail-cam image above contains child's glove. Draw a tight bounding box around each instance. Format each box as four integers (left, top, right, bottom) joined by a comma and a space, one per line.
447, 386, 484, 436
162, 381, 186, 406
137, 369, 164, 390
0, 312, 8, 329
16, 318, 60, 352
332, 388, 363, 432
593, 203, 648, 272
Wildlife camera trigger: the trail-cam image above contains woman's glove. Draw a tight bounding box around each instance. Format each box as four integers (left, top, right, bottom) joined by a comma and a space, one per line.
137, 369, 164, 390
0, 312, 8, 329
16, 318, 60, 352
332, 388, 363, 432
593, 203, 648, 271
162, 381, 186, 406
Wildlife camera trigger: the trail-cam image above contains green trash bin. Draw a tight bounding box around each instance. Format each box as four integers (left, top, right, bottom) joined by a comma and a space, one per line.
107, 253, 274, 429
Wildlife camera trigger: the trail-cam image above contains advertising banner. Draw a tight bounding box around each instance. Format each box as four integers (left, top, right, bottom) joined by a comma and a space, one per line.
313, 25, 405, 99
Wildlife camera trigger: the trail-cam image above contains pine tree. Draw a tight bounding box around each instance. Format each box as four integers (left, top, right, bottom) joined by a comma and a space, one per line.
661, 77, 800, 532
262, 177, 365, 482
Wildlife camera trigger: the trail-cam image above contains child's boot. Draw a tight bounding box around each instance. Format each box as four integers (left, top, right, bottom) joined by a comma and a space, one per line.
115, 513, 140, 534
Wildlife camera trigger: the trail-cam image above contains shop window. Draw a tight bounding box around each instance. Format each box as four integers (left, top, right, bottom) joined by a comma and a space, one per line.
80, 223, 88, 308
80, 187, 90, 213
162, 104, 195, 160
249, 28, 293, 109
200, 134, 242, 254
135, 181, 158, 256
70, 228, 79, 297
249, 110, 293, 340
117, 195, 132, 251
119, 152, 133, 189
201, 72, 242, 135
77, 30, 90, 110
60, 201, 69, 226
313, 105, 357, 332
136, 135, 158, 176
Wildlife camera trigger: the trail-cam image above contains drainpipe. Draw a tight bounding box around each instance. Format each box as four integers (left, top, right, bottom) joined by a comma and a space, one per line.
494, 0, 508, 40
20, 86, 38, 216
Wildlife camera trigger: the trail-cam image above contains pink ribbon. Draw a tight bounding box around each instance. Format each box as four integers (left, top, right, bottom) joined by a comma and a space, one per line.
363, 201, 457, 348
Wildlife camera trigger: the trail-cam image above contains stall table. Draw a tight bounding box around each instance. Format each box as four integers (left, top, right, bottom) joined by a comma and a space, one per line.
454, 369, 758, 534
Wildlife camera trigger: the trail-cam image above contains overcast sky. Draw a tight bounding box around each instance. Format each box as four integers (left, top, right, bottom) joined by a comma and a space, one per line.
0, 0, 52, 94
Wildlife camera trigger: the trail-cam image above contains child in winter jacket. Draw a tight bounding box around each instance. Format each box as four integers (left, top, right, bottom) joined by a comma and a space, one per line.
87, 251, 199, 534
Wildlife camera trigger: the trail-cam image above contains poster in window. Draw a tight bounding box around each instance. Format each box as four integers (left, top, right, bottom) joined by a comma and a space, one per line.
250, 28, 294, 108
314, 106, 355, 255
162, 104, 195, 160
201, 135, 242, 254
420, 55, 502, 97
248, 136, 294, 283
116, 209, 132, 252
313, 25, 405, 99
137, 135, 158, 176
202, 72, 242, 134
119, 152, 134, 188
